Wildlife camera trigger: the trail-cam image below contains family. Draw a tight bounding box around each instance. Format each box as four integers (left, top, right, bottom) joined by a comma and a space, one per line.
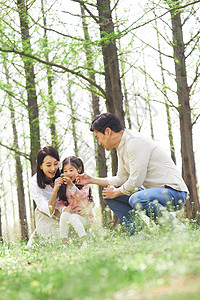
28, 112, 188, 248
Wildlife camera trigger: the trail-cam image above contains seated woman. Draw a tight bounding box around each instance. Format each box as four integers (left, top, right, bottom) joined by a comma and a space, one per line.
27, 146, 63, 246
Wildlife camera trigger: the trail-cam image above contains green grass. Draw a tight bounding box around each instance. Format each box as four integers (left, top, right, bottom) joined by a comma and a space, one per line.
0, 225, 200, 300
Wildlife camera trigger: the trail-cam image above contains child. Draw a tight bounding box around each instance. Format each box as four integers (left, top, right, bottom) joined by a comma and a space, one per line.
57, 156, 94, 247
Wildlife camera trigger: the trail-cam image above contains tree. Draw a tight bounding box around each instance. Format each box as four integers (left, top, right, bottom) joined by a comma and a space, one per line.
80, 4, 110, 225
4, 57, 28, 240
169, 0, 200, 221
41, 0, 58, 150
17, 0, 41, 174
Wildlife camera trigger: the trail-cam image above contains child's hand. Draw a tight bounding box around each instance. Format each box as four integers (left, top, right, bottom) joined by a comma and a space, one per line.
76, 173, 90, 185
63, 176, 73, 188
63, 206, 73, 213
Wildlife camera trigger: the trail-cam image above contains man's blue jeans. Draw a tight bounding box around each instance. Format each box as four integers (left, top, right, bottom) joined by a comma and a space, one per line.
104, 187, 187, 234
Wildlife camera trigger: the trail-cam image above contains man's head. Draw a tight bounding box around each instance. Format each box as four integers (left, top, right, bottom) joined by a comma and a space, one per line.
90, 113, 124, 150
90, 112, 123, 133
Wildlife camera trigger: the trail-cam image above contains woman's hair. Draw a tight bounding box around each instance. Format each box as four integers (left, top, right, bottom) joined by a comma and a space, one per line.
90, 112, 123, 134
58, 156, 94, 205
36, 146, 60, 189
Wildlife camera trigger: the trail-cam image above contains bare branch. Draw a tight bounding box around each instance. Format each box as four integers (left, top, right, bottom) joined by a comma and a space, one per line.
185, 29, 200, 48
72, 0, 99, 24
0, 47, 109, 100
0, 142, 30, 160
111, 0, 120, 13
189, 63, 200, 91
122, 0, 200, 35
192, 113, 200, 126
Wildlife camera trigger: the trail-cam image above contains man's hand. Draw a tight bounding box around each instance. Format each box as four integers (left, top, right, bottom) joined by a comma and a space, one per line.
102, 185, 117, 199
76, 173, 91, 185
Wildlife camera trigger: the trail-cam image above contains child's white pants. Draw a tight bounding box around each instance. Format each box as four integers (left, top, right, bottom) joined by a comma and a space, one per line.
59, 211, 87, 238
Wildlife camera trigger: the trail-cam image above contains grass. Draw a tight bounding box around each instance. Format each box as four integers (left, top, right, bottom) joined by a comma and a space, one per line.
0, 223, 200, 300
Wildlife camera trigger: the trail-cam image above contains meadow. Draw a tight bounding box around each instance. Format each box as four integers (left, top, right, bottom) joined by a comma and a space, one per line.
0, 222, 200, 300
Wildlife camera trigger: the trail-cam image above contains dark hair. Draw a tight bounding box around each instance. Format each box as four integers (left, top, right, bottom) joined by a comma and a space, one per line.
36, 146, 60, 189
90, 112, 123, 134
58, 156, 94, 205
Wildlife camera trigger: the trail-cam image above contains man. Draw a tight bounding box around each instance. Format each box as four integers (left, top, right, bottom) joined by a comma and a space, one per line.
76, 112, 188, 233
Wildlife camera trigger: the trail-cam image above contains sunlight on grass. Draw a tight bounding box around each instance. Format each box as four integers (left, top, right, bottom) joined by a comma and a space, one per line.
0, 223, 200, 300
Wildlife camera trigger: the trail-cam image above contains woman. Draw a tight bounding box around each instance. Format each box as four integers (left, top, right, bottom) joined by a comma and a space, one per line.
29, 146, 63, 241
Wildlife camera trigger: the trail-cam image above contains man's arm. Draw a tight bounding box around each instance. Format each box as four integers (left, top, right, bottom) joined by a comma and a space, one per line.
76, 173, 109, 187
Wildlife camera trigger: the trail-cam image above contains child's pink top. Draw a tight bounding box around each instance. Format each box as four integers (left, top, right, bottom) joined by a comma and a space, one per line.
57, 184, 94, 225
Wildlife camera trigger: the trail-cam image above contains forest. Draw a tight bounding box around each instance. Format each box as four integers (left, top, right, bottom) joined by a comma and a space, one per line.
0, 0, 200, 241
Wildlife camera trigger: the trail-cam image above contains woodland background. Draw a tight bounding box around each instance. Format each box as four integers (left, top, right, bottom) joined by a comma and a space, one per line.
0, 0, 200, 241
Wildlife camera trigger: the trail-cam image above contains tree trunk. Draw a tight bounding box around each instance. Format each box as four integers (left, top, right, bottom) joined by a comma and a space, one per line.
4, 56, 28, 240
155, 16, 176, 164
67, 73, 79, 156
17, 0, 40, 174
41, 0, 58, 150
170, 3, 200, 221
9, 96, 28, 240
81, 5, 110, 225
97, 0, 125, 226
96, 0, 125, 126
0, 207, 2, 243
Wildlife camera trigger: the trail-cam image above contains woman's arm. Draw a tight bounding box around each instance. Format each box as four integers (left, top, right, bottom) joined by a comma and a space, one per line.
30, 175, 63, 216
48, 177, 63, 214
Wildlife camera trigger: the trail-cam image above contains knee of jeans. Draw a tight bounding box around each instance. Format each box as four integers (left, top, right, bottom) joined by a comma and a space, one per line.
174, 199, 184, 210
129, 196, 139, 210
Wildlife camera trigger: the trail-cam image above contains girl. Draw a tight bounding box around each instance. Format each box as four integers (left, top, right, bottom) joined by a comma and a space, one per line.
57, 156, 94, 246
29, 146, 63, 240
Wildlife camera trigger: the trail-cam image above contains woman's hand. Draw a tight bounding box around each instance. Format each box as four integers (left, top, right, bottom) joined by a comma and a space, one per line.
76, 173, 91, 185
54, 177, 64, 192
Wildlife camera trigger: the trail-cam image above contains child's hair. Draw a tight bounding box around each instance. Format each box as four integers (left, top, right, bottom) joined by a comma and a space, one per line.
58, 156, 94, 205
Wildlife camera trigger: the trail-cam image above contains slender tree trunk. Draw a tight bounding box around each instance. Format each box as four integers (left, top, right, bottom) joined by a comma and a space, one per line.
113, 3, 132, 129
22, 114, 35, 231
81, 5, 111, 225
41, 0, 58, 150
143, 60, 154, 139
67, 73, 79, 156
155, 17, 176, 164
17, 0, 40, 174
4, 57, 28, 240
0, 207, 2, 243
170, 2, 200, 221
9, 99, 28, 240
0, 164, 10, 243
8, 162, 16, 228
